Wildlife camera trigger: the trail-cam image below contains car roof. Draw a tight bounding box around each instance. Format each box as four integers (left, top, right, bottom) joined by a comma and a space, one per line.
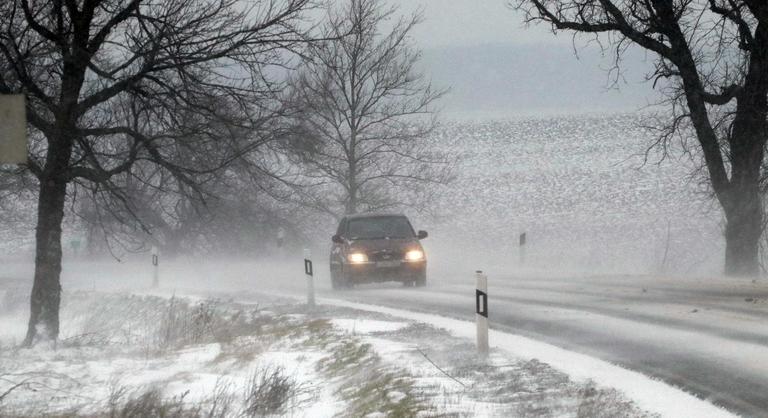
344, 212, 408, 220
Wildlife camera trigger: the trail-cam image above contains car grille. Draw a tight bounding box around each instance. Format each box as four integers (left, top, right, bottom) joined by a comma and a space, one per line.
368, 250, 403, 262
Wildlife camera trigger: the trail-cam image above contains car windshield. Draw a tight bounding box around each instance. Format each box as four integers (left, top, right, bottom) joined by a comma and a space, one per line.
346, 216, 414, 239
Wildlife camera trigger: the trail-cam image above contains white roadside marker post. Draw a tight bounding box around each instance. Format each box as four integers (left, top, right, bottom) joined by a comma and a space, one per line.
304, 249, 315, 308
475, 270, 489, 357
151, 246, 159, 288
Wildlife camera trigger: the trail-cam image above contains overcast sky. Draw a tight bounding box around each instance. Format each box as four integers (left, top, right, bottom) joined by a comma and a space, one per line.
387, 0, 662, 119
394, 0, 560, 48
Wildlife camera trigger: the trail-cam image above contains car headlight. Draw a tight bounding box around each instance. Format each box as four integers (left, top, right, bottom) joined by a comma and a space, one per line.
347, 253, 368, 263
404, 249, 425, 262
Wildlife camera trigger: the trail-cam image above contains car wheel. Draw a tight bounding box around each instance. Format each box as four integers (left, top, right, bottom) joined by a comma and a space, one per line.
335, 266, 354, 289
415, 270, 426, 287
331, 265, 344, 290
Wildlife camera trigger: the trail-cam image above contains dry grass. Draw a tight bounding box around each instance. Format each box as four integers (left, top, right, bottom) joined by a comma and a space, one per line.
313, 335, 432, 418
101, 366, 307, 418
102, 382, 237, 418
2, 368, 305, 418
242, 366, 307, 417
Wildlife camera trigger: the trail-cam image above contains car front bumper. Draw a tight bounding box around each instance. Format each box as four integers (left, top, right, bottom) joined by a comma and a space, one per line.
344, 260, 426, 283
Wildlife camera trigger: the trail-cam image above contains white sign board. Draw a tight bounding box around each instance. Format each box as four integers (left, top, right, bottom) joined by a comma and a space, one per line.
0, 95, 27, 164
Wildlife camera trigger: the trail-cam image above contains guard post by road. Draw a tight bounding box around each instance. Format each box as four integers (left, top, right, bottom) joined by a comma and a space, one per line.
475, 270, 489, 357
151, 246, 159, 288
519, 232, 527, 265
304, 249, 315, 308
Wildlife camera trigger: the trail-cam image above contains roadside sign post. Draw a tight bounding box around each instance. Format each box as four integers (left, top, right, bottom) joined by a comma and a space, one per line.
304, 249, 315, 308
0, 95, 27, 164
519, 232, 527, 266
475, 270, 489, 357
151, 246, 159, 288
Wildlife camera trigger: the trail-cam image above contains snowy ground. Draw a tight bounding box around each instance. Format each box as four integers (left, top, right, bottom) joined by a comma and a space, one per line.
3, 254, 767, 416
0, 250, 768, 416
0, 286, 666, 417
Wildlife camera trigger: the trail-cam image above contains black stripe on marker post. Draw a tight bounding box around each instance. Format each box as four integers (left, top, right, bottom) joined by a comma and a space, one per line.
476, 289, 488, 318
304, 259, 313, 276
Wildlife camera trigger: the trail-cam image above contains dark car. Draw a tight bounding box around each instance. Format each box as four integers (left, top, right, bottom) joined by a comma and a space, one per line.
330, 213, 428, 289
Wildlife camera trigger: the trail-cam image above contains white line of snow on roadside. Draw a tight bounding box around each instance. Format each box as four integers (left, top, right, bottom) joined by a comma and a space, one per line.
330, 318, 408, 335
316, 297, 738, 418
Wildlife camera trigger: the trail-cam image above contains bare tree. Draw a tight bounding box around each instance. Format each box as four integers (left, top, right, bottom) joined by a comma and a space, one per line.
287, 0, 449, 217
514, 0, 768, 277
0, 0, 313, 345
86, 147, 300, 258
68, 99, 313, 259
73, 95, 289, 257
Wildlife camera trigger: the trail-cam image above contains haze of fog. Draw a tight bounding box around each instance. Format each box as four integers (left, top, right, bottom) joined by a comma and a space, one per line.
1, 0, 718, 280
4, 2, 768, 416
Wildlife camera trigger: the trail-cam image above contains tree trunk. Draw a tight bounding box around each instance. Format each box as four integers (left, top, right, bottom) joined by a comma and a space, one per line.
163, 232, 183, 259
721, 23, 768, 278
346, 159, 358, 215
723, 188, 762, 277
24, 176, 68, 346
346, 185, 357, 215
24, 116, 75, 346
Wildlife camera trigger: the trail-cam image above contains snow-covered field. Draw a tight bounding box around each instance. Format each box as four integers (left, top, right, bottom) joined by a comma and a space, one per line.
421, 113, 722, 277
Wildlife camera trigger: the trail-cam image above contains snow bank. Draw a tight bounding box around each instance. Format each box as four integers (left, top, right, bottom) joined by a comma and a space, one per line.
330, 318, 408, 334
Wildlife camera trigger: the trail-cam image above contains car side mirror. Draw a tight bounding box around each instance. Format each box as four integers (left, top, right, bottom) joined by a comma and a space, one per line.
417, 230, 428, 239
332, 234, 344, 244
